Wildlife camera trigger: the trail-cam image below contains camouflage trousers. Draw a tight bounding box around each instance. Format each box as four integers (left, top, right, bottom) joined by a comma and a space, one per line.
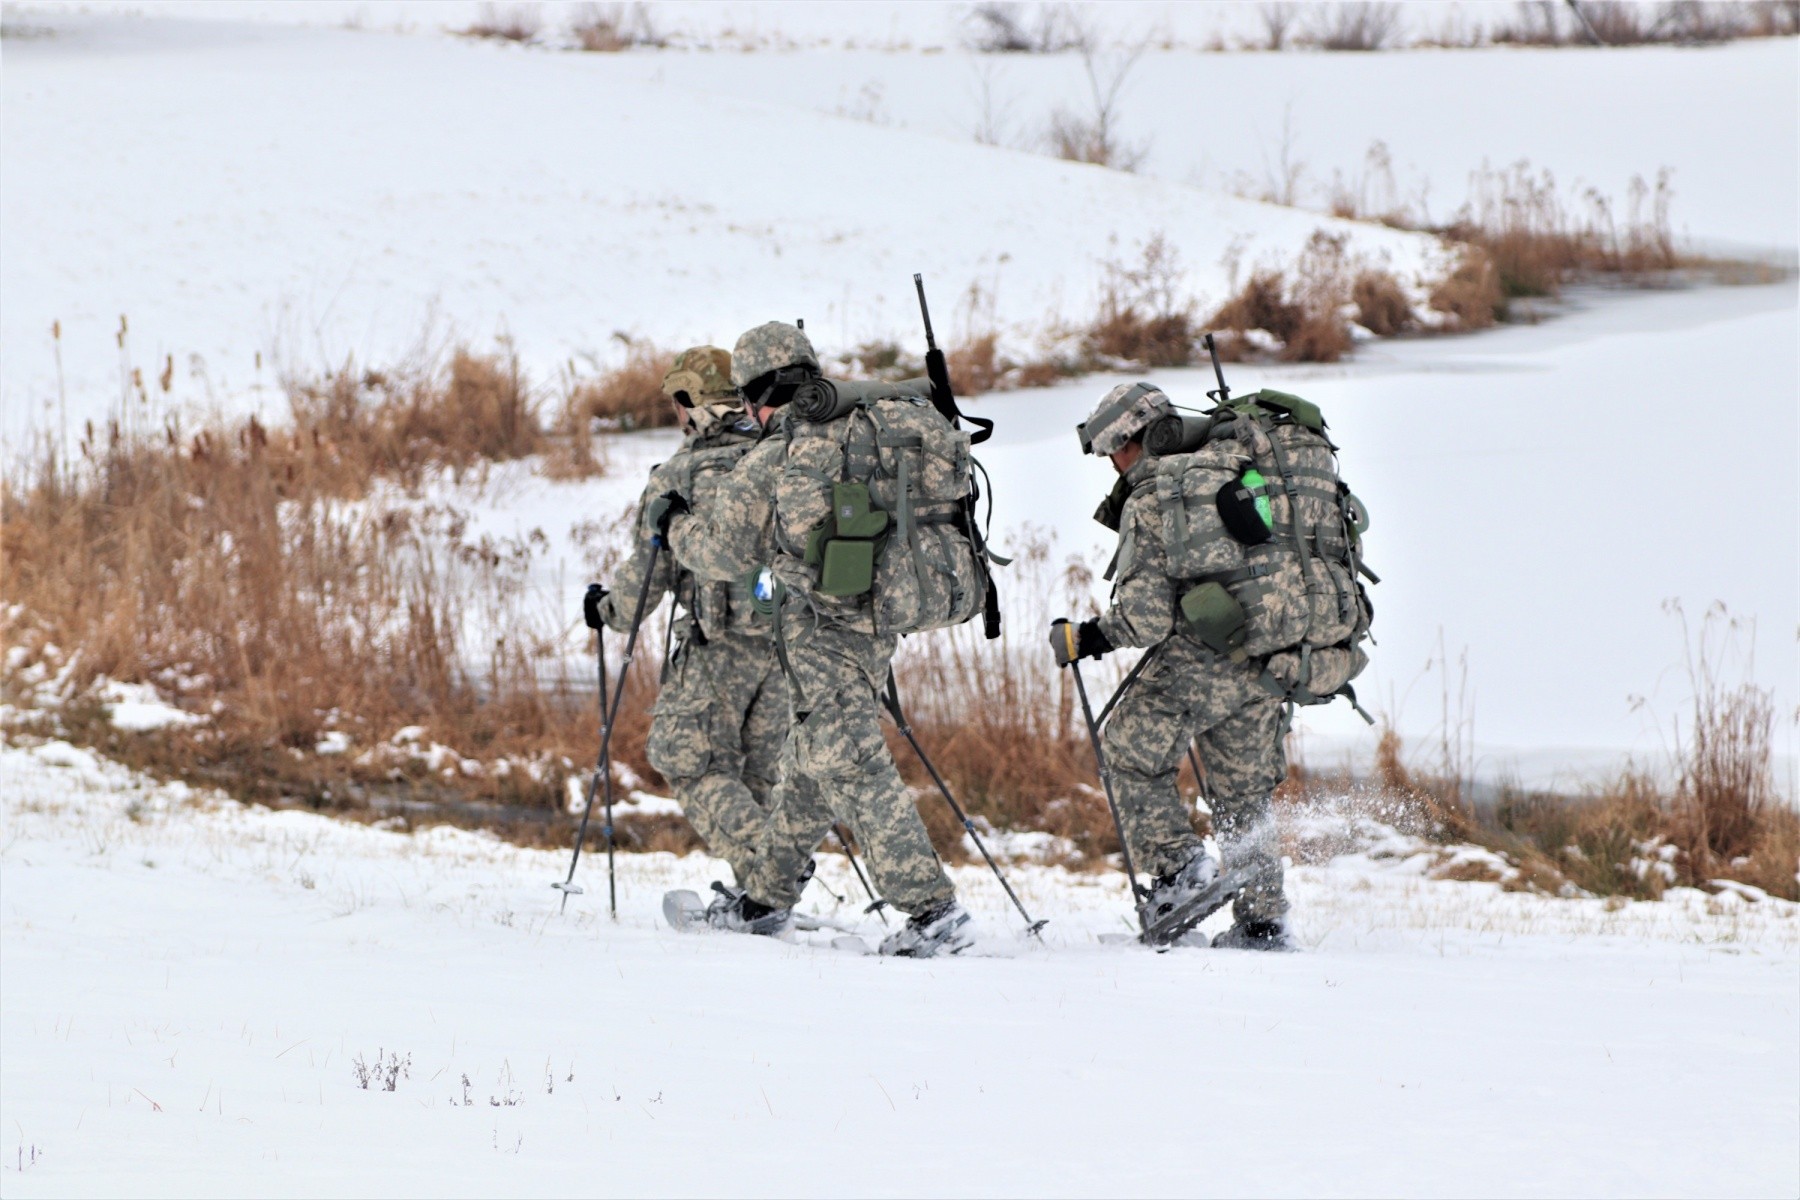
645, 630, 787, 888
1102, 635, 1289, 923
745, 616, 955, 916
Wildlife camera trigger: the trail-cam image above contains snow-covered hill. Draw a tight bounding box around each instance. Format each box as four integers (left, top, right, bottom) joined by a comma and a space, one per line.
1, 9, 1455, 443
3, 736, 1796, 1198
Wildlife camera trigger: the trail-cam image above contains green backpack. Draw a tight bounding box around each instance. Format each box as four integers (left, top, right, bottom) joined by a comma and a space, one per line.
1150, 389, 1375, 714
787, 379, 1001, 638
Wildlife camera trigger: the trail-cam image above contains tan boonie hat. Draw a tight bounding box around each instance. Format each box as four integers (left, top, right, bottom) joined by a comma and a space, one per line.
1078, 382, 1174, 456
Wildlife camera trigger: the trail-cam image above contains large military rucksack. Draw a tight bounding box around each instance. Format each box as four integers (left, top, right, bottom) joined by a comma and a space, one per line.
664, 432, 770, 640
786, 378, 1000, 638
1147, 389, 1375, 715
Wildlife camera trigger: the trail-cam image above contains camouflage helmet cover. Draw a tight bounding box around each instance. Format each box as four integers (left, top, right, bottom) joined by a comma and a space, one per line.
730, 322, 820, 389
1078, 382, 1174, 456
661, 346, 736, 404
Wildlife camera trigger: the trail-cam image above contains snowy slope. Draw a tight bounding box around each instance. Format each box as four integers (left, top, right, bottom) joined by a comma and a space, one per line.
0, 11, 1452, 443
4, 737, 1797, 1198
598, 39, 1799, 255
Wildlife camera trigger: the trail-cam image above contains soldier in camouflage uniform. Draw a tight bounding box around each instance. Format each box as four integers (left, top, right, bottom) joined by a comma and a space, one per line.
1052, 382, 1294, 950
599, 346, 789, 896
657, 322, 975, 956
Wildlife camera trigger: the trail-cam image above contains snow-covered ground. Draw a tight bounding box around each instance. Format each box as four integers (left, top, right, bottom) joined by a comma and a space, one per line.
4, 736, 1797, 1198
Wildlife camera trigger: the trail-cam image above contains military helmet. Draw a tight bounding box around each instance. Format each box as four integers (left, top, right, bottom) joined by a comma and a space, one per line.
730, 322, 820, 389
661, 346, 736, 407
1077, 382, 1174, 456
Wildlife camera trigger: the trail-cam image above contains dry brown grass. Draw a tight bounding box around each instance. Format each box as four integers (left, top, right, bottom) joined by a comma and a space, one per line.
0, 345, 612, 824
1352, 270, 1412, 336
887, 529, 1148, 867
1210, 233, 1358, 363
1427, 245, 1503, 330
459, 2, 542, 42
1084, 233, 1198, 366
563, 338, 677, 431
568, 2, 663, 51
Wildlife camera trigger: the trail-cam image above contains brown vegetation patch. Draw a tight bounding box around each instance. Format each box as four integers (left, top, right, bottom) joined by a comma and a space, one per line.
1352, 270, 1412, 336
459, 2, 542, 42
564, 338, 677, 431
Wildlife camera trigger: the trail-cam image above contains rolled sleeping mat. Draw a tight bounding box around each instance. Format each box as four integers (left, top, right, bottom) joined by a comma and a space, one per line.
1143, 412, 1218, 456
789, 377, 936, 423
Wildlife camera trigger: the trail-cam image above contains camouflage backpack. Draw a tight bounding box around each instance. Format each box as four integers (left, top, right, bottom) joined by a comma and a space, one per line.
663, 428, 771, 639
1147, 389, 1376, 715
785, 378, 999, 637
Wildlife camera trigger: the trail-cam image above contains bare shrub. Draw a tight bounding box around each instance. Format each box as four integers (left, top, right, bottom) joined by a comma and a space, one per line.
460, 2, 542, 42
1427, 244, 1503, 330
568, 2, 662, 51
1043, 45, 1148, 171
1493, 1, 1576, 44
965, 2, 1092, 53
1085, 233, 1197, 366
1308, 2, 1402, 50
1352, 270, 1413, 335
1211, 232, 1355, 363
1259, 2, 1300, 49
564, 338, 677, 431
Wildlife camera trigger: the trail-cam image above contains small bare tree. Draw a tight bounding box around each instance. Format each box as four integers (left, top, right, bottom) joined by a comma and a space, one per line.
970, 61, 1018, 146
1259, 2, 1300, 50
1044, 42, 1149, 171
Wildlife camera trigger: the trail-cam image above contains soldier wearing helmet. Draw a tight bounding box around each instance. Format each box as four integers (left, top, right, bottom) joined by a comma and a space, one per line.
595, 345, 787, 896
1053, 381, 1295, 951
656, 321, 979, 956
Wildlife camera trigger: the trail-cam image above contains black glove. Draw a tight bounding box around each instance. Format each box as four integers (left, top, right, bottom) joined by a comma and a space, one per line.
582, 583, 608, 631
647, 491, 690, 545
1050, 618, 1112, 666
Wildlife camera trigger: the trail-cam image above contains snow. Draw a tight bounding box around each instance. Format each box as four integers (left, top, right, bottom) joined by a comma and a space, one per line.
600, 38, 1799, 255
94, 679, 207, 734
2, 736, 1796, 1197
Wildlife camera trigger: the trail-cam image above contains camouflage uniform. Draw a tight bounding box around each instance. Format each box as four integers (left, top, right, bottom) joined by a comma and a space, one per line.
1088, 390, 1290, 926
667, 324, 956, 918
600, 351, 786, 888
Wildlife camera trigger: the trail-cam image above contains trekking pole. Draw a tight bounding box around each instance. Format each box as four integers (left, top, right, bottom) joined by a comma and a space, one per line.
1094, 643, 1163, 730
883, 672, 1048, 939
554, 544, 663, 915
1060, 626, 1150, 934
832, 825, 889, 925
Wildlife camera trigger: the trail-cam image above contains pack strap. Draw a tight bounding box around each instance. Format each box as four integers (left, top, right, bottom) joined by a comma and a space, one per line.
1193, 563, 1272, 587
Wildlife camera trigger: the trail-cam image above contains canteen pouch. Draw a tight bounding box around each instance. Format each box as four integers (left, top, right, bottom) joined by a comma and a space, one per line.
806, 482, 890, 596
819, 539, 876, 597
1217, 468, 1275, 546
1179, 581, 1247, 654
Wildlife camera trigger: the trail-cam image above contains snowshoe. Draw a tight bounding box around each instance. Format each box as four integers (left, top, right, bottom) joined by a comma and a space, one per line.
878, 899, 975, 958
1211, 917, 1296, 952
1139, 856, 1256, 948
665, 883, 792, 937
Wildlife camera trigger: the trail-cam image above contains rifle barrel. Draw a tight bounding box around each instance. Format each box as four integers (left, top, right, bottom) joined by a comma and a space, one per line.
913, 273, 938, 350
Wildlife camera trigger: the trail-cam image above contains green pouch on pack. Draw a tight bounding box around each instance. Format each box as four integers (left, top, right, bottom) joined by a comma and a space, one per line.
1179, 582, 1247, 653
831, 482, 889, 539
819, 539, 876, 597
